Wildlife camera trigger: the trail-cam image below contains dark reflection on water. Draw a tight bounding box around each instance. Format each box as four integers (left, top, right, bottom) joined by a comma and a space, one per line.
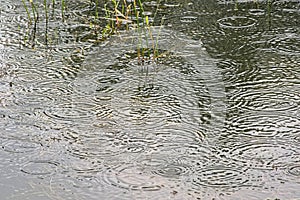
167, 0, 300, 199
1, 0, 300, 199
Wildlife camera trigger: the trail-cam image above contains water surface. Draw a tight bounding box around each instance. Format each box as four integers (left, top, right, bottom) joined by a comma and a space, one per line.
0, 0, 299, 199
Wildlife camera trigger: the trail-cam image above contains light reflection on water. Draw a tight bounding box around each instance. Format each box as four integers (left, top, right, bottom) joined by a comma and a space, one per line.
0, 0, 300, 199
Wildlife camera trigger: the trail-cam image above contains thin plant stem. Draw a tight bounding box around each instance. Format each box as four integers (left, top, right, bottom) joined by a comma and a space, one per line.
52, 0, 55, 18
152, 0, 161, 25
234, 0, 238, 10
22, 0, 32, 24
132, 0, 143, 61
44, 0, 49, 45
267, 0, 272, 29
61, 0, 65, 21
30, 0, 39, 48
154, 17, 164, 58
95, 0, 99, 19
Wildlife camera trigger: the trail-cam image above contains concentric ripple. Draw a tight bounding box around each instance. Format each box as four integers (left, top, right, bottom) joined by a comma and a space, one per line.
68, 1, 96, 18
248, 9, 265, 16
0, 59, 19, 77
0, 123, 42, 140
1, 139, 41, 153
13, 93, 55, 108
142, 157, 193, 180
218, 59, 260, 83
268, 33, 300, 55
66, 130, 156, 162
44, 101, 97, 123
85, 27, 226, 137
192, 166, 249, 189
40, 59, 81, 80
217, 16, 257, 29
294, 134, 300, 145
70, 75, 98, 95
102, 164, 162, 191
180, 12, 198, 24
154, 164, 191, 179
227, 77, 300, 112
227, 141, 298, 170
55, 156, 103, 189
286, 165, 300, 178
0, 1, 27, 45
141, 140, 217, 171
14, 67, 47, 83
66, 175, 100, 189
21, 160, 59, 176
226, 113, 300, 138
31, 79, 73, 97
1, 0, 300, 199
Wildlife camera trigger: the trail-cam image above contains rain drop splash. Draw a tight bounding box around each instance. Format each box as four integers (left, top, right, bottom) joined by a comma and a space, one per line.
225, 141, 298, 170
102, 164, 162, 191
217, 16, 257, 29
1, 139, 41, 153
287, 165, 300, 179
80, 26, 227, 198
21, 160, 59, 176
192, 166, 249, 189
268, 33, 300, 55
85, 27, 226, 139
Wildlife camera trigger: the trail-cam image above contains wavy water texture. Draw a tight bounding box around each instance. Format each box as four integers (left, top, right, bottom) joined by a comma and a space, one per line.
61, 27, 227, 199
1, 10, 227, 197
2, 0, 299, 199
85, 27, 227, 139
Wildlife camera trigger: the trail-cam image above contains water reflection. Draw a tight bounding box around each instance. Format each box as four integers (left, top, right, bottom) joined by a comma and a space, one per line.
192, 166, 249, 189
165, 0, 300, 199
286, 165, 300, 180
217, 16, 257, 29
21, 160, 60, 176
1, 139, 41, 153
1, 0, 300, 199
102, 164, 163, 191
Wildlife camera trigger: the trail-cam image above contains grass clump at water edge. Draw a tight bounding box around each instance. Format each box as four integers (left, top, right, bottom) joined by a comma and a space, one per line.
21, 0, 164, 59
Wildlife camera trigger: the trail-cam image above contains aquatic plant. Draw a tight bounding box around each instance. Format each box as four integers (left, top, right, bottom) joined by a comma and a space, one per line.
22, 0, 39, 47
44, 0, 49, 45
22, 0, 32, 24
21, 0, 164, 55
61, 0, 65, 20
96, 0, 164, 63
94, 0, 164, 61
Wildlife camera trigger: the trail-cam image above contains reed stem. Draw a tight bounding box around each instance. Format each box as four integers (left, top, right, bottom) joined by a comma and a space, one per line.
44, 0, 49, 45
22, 0, 32, 24
30, 0, 39, 48
61, 0, 65, 21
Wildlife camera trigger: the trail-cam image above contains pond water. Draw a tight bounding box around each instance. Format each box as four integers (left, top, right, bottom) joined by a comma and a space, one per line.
0, 0, 299, 199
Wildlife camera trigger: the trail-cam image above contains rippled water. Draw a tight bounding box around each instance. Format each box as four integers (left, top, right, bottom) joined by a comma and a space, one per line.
1, 0, 300, 199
